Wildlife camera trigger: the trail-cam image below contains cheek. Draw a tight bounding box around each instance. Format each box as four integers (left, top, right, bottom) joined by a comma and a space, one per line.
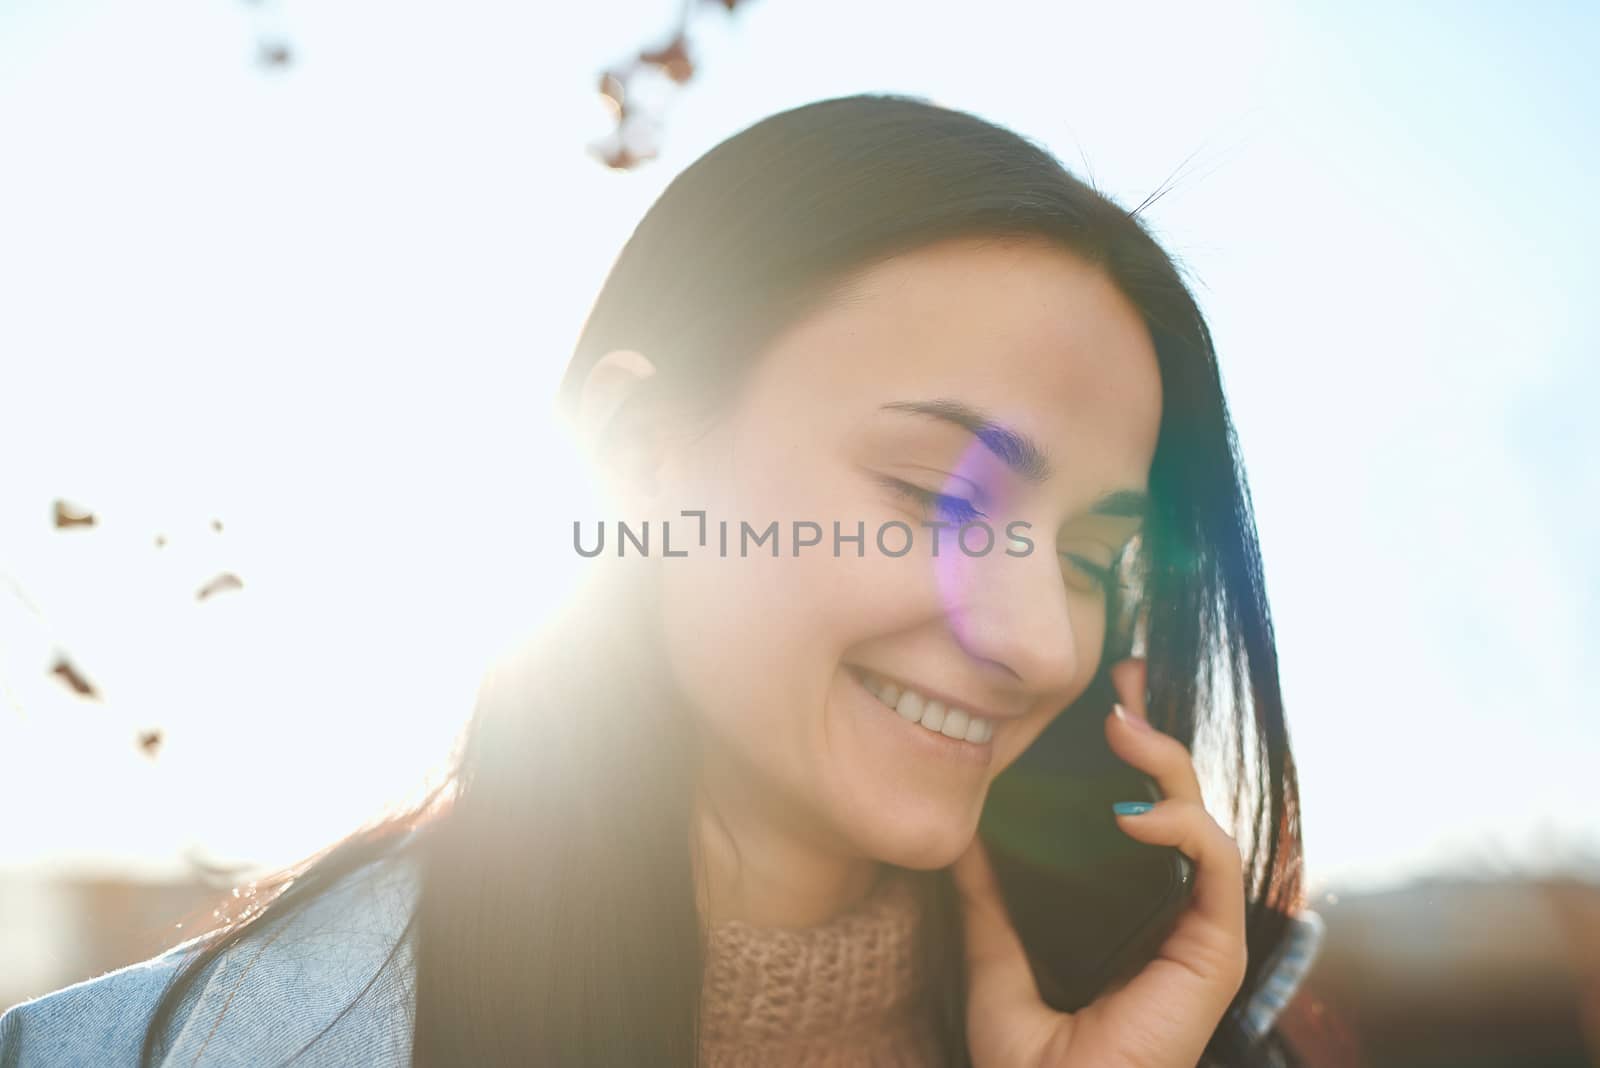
652, 417, 960, 776
654, 532, 878, 758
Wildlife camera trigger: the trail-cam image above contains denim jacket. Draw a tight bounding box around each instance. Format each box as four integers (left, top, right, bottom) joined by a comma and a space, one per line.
0, 850, 1324, 1067
0, 854, 422, 1068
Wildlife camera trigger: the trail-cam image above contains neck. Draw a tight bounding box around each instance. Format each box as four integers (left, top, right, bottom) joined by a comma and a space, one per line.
692, 752, 884, 931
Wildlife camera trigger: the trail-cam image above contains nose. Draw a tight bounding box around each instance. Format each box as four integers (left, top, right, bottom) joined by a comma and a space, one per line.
936, 534, 1081, 696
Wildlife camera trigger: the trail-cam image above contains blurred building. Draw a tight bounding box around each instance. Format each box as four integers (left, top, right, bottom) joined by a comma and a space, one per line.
0, 872, 218, 1015
1283, 875, 1600, 1067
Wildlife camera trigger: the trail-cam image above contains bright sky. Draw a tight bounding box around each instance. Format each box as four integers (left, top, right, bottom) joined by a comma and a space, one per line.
1, 0, 1595, 895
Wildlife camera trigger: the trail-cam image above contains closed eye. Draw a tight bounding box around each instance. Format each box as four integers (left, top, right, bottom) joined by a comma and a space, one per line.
874, 469, 1127, 597
1060, 552, 1117, 595
875, 475, 987, 525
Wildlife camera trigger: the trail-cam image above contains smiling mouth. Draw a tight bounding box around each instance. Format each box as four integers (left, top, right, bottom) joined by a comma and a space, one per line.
848, 666, 995, 745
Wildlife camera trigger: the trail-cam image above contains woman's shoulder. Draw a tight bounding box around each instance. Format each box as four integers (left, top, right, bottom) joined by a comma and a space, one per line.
0, 844, 422, 1068
0, 937, 194, 1068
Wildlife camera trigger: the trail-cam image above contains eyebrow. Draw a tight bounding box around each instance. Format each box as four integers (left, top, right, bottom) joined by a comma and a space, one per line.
878, 398, 1150, 520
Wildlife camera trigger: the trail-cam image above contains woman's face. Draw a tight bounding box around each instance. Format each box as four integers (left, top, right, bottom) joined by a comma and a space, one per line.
649, 235, 1162, 871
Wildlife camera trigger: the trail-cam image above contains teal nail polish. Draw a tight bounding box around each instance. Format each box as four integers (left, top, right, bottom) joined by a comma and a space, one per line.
1112, 801, 1154, 816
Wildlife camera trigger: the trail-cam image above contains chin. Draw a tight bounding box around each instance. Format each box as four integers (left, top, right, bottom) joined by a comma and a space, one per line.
851, 805, 981, 872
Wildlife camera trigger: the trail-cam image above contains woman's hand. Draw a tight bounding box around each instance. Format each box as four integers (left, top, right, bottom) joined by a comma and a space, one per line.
951, 657, 1249, 1068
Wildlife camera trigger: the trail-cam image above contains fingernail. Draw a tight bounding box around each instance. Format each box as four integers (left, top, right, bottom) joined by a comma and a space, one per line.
1112, 801, 1154, 816
1113, 702, 1151, 731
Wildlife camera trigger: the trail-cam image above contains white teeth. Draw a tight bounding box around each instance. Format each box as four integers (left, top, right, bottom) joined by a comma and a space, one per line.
859, 670, 993, 744
895, 690, 923, 723
941, 708, 969, 739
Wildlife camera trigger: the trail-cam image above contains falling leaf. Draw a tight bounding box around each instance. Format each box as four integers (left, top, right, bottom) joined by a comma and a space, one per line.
640, 35, 694, 85
197, 571, 245, 601
50, 655, 99, 698
258, 40, 292, 69
155, 533, 167, 548
53, 499, 95, 529
593, 130, 660, 170
588, 121, 660, 171
138, 729, 163, 757
599, 70, 627, 119
593, 0, 753, 167
212, 518, 224, 533
598, 142, 646, 170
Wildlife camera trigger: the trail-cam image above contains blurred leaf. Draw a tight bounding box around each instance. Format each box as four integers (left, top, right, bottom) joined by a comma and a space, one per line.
50, 655, 98, 698
197, 571, 245, 601
599, 70, 627, 119
258, 40, 292, 69
53, 499, 95, 529
640, 35, 694, 85
595, 141, 654, 170
592, 0, 752, 169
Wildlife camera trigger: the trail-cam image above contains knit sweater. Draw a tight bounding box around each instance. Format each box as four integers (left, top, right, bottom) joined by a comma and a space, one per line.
699, 867, 947, 1068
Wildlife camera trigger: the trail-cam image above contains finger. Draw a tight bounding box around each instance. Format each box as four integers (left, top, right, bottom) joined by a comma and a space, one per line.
1108, 656, 1150, 722
1112, 799, 1248, 951
949, 836, 1041, 1009
1104, 698, 1205, 807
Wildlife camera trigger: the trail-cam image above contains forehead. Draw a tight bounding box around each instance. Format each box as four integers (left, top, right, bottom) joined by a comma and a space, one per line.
729, 236, 1163, 491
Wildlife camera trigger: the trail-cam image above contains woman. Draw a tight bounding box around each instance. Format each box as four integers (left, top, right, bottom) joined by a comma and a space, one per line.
0, 93, 1322, 1067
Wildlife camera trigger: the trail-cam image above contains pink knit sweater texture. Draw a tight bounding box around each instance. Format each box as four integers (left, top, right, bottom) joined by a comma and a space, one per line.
699, 868, 947, 1067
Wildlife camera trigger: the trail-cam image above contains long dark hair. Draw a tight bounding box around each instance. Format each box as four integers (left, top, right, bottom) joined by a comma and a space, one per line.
141, 93, 1307, 1068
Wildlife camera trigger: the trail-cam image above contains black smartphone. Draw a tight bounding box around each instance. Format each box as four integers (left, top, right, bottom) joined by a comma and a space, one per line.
975, 580, 1194, 1012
